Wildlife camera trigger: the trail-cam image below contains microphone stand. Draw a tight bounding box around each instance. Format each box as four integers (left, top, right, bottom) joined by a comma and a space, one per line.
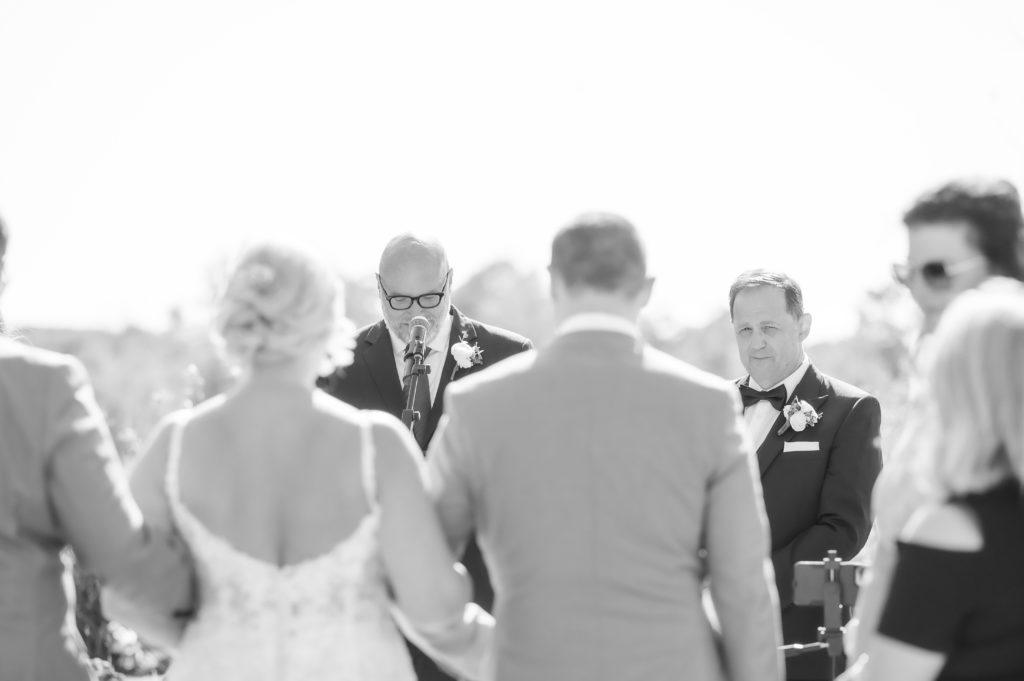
782, 550, 858, 680
400, 333, 431, 435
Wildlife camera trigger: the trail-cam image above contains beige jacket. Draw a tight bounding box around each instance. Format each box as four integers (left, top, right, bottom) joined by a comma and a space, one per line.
427, 327, 783, 681
0, 338, 193, 681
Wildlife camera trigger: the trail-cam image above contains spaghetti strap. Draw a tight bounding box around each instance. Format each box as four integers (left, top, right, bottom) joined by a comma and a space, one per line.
165, 413, 189, 506
360, 419, 379, 512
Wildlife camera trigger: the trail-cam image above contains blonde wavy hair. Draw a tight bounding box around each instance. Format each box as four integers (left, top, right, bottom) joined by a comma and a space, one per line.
214, 242, 354, 369
909, 287, 1024, 498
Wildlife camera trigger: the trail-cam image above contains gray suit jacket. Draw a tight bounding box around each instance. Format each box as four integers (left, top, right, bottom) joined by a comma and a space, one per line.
0, 338, 193, 681
427, 328, 783, 681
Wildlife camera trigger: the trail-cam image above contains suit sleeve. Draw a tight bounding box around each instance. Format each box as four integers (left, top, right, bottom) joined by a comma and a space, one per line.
772, 395, 882, 606
43, 358, 194, 616
425, 394, 477, 558
705, 388, 785, 681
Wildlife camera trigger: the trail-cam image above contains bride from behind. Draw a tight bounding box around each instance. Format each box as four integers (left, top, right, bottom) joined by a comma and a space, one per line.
107, 242, 489, 680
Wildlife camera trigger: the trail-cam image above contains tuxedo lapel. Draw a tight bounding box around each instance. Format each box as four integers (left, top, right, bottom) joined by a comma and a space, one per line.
754, 365, 831, 476
359, 321, 405, 414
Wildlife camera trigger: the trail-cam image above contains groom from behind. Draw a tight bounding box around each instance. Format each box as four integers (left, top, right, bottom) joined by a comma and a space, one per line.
427, 213, 783, 681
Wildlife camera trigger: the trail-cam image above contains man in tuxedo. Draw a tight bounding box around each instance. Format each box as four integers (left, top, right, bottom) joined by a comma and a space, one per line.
317, 233, 531, 681
728, 269, 882, 681
426, 213, 783, 681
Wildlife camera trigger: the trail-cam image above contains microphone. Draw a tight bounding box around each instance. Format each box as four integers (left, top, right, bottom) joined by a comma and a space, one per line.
401, 316, 432, 437
410, 315, 429, 345
405, 315, 430, 362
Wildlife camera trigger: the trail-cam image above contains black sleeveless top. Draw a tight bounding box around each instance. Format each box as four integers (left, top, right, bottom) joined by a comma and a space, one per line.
877, 481, 1024, 680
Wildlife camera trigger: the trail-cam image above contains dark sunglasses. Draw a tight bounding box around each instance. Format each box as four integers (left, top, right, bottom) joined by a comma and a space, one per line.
892, 255, 985, 290
376, 271, 451, 311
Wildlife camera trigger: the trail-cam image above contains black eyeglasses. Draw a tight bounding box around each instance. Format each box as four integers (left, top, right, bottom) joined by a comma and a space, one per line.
376, 271, 451, 311
892, 255, 985, 290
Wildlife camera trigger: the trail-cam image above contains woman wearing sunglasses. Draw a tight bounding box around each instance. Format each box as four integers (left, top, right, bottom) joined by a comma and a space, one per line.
892, 177, 1024, 335
848, 177, 1024, 664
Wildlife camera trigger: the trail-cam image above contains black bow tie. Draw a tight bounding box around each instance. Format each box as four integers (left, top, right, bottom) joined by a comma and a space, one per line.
739, 383, 788, 410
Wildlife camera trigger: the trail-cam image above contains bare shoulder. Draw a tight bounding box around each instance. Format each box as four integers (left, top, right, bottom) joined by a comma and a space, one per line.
900, 502, 983, 552
362, 410, 422, 477
312, 389, 361, 419
309, 395, 419, 475
131, 407, 192, 477
307, 390, 365, 437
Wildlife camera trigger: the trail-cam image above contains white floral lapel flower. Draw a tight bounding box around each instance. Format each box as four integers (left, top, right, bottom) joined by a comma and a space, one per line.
242, 262, 276, 294
777, 396, 821, 436
450, 335, 484, 377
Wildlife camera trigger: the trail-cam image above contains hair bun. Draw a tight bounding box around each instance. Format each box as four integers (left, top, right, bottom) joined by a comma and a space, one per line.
214, 243, 353, 368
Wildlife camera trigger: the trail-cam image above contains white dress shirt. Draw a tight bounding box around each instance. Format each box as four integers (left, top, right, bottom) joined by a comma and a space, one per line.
554, 312, 640, 338
743, 355, 810, 450
388, 312, 454, 405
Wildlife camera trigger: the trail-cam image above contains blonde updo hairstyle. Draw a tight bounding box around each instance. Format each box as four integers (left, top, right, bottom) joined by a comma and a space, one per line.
214, 242, 353, 369
913, 288, 1024, 497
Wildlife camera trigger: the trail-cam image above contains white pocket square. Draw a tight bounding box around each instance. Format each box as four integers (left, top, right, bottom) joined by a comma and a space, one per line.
783, 441, 820, 453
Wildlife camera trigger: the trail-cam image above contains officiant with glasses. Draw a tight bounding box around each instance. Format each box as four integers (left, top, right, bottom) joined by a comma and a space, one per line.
728, 269, 883, 681
317, 233, 532, 681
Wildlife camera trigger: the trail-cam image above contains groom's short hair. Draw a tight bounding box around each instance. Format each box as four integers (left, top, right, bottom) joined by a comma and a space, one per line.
550, 212, 646, 294
903, 177, 1024, 281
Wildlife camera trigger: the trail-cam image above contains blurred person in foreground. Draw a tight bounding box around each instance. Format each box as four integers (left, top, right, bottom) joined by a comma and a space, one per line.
107, 242, 491, 680
728, 269, 882, 681
427, 213, 783, 681
318, 233, 531, 681
0, 215, 194, 681
891, 177, 1024, 339
839, 288, 1024, 681
850, 177, 1024, 658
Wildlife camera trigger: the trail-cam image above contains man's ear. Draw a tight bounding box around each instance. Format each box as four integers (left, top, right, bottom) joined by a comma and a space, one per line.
634, 276, 655, 309
548, 266, 562, 302
798, 312, 813, 341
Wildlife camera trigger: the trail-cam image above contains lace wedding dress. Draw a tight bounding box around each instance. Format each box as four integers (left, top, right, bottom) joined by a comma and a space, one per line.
164, 417, 417, 681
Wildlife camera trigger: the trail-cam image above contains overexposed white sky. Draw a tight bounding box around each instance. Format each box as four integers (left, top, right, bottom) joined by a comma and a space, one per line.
2, 1, 1023, 339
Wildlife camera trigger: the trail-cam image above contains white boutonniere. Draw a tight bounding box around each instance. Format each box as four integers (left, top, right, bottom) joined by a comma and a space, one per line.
450, 334, 484, 378
777, 395, 821, 436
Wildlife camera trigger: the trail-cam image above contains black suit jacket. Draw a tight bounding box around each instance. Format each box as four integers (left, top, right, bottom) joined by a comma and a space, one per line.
741, 364, 882, 681
318, 306, 533, 450
317, 305, 531, 681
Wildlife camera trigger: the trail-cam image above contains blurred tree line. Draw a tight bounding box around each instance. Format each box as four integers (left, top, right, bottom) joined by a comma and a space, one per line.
19, 259, 916, 462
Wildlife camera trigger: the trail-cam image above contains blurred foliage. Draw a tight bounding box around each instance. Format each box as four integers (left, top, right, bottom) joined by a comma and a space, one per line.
14, 261, 916, 675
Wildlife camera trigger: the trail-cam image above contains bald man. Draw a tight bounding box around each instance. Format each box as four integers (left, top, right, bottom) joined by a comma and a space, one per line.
318, 234, 532, 681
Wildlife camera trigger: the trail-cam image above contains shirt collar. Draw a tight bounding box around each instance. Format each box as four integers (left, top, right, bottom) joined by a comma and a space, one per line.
388, 310, 454, 358
555, 313, 640, 338
749, 354, 810, 396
